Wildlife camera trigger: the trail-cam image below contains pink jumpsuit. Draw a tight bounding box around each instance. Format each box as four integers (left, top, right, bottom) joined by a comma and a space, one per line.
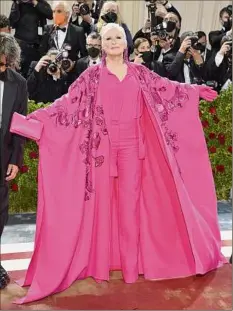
98, 65, 143, 282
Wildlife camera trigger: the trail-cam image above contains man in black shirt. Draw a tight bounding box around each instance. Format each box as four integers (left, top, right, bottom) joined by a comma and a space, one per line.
9, 0, 53, 78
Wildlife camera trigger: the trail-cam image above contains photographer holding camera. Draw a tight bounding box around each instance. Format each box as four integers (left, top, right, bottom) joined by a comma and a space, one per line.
209, 5, 232, 52
27, 48, 76, 103
164, 31, 204, 83
206, 35, 232, 92
9, 0, 53, 78
70, 0, 97, 36
133, 0, 181, 43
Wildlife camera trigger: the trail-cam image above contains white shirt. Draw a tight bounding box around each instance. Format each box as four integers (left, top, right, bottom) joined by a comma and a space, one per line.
89, 57, 101, 66
158, 47, 172, 62
54, 25, 68, 50
215, 52, 224, 67
183, 61, 191, 84
222, 79, 231, 90
0, 81, 4, 128
201, 48, 207, 62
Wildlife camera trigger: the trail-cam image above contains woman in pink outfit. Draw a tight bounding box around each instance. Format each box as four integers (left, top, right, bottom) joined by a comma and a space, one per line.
10, 23, 227, 304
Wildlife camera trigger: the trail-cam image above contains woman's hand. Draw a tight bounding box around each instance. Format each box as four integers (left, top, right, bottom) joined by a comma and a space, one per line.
199, 85, 218, 101
134, 54, 143, 64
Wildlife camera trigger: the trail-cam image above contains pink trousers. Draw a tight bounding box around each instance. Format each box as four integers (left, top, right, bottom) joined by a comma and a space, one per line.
109, 121, 142, 283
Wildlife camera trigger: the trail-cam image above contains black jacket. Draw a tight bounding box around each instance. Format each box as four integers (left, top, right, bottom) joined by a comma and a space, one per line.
39, 23, 88, 61
133, 3, 182, 43
27, 61, 76, 103
163, 50, 204, 83
75, 56, 90, 78
0, 69, 27, 185
205, 54, 231, 91
9, 0, 53, 44
209, 29, 227, 52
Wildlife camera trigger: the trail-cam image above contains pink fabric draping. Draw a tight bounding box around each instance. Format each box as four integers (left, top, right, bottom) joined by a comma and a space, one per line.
10, 63, 226, 304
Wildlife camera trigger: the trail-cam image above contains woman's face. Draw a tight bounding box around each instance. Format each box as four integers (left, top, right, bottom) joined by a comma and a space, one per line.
137, 41, 150, 54
102, 2, 118, 14
102, 27, 126, 56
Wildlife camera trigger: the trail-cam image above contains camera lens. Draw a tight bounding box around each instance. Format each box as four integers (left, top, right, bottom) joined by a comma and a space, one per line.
61, 59, 71, 71
48, 63, 58, 74
79, 3, 90, 15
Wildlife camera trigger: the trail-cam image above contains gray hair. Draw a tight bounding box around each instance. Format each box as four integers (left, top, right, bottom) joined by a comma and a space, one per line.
100, 23, 127, 44
47, 48, 60, 57
0, 33, 21, 68
52, 1, 71, 14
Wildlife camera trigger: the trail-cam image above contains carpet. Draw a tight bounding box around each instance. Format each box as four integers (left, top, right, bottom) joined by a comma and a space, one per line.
1, 265, 232, 310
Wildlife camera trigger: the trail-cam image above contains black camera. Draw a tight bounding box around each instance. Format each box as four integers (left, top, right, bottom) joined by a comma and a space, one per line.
74, 2, 90, 15
152, 22, 167, 39
47, 45, 73, 75
189, 35, 199, 47
152, 21, 177, 39
193, 78, 218, 89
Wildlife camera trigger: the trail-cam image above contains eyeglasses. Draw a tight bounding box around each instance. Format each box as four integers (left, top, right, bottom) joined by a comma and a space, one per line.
86, 44, 101, 48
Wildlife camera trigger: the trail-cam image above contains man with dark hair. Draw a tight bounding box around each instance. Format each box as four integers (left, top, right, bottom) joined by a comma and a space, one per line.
0, 15, 11, 34
209, 6, 232, 51
0, 33, 28, 289
75, 31, 101, 77
196, 31, 212, 63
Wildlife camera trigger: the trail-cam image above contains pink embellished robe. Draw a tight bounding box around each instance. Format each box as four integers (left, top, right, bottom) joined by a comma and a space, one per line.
12, 62, 226, 304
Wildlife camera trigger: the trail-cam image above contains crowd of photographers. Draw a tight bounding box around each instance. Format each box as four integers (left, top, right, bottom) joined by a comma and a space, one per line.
0, 0, 232, 104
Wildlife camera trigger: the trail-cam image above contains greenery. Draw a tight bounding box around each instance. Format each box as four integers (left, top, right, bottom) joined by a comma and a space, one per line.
9, 88, 232, 213
199, 85, 232, 200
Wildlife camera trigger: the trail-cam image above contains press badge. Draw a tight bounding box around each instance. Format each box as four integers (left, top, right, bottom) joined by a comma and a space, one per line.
38, 27, 43, 35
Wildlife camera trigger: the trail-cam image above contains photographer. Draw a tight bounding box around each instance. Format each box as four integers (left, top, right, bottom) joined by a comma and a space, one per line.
209, 5, 232, 52
27, 48, 76, 103
133, 37, 166, 76
196, 31, 212, 63
151, 12, 181, 64
164, 31, 204, 83
133, 0, 181, 43
70, 0, 97, 36
9, 0, 53, 78
206, 36, 232, 92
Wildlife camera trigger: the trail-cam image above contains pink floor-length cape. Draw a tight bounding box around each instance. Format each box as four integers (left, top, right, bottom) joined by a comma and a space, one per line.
12, 62, 226, 304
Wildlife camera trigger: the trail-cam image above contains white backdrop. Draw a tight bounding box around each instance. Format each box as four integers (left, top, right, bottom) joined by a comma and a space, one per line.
0, 0, 231, 39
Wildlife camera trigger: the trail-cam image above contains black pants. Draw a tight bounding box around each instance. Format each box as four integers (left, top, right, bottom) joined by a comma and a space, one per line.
16, 39, 40, 79
0, 183, 9, 238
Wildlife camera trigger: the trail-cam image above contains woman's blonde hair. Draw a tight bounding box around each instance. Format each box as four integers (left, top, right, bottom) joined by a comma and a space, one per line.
96, 1, 122, 33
